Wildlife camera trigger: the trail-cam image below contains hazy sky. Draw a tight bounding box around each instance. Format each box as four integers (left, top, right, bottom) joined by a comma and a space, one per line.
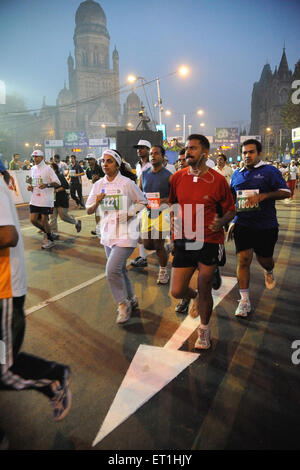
0, 0, 299, 137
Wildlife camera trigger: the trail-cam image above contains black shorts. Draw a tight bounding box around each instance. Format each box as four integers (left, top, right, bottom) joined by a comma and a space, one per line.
29, 205, 53, 215
172, 240, 226, 268
234, 224, 278, 257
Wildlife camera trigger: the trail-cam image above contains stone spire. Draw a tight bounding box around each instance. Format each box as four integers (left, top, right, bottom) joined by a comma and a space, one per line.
278, 47, 289, 79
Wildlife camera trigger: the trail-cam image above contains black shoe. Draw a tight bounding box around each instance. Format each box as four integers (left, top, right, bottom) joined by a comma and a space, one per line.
51, 233, 60, 240
212, 266, 222, 290
175, 298, 191, 314
131, 256, 147, 268
75, 220, 82, 233
91, 230, 97, 236
0, 429, 9, 450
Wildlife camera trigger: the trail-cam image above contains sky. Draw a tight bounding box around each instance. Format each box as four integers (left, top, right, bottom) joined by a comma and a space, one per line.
0, 0, 299, 138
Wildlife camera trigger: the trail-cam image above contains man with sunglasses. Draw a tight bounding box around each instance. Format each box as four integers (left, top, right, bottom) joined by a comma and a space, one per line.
229, 139, 290, 317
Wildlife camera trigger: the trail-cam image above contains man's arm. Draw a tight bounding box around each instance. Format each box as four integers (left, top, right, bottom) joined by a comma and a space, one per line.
0, 225, 19, 248
247, 189, 289, 205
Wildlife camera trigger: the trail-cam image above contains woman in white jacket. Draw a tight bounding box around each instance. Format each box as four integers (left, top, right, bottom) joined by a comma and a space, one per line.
86, 150, 147, 324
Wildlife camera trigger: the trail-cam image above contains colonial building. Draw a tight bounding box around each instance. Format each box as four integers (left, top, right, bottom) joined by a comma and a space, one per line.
250, 48, 293, 154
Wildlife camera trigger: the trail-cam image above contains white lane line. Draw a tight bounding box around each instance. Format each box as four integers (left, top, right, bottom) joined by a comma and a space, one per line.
25, 273, 106, 316
25, 250, 156, 316
20, 214, 91, 232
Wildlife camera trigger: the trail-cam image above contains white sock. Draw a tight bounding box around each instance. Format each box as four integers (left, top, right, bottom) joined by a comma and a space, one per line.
139, 244, 146, 259
200, 323, 209, 330
239, 289, 249, 302
159, 266, 167, 272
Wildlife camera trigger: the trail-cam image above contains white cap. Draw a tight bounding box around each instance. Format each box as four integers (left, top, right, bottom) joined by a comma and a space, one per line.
133, 139, 151, 149
31, 149, 44, 157
85, 153, 96, 160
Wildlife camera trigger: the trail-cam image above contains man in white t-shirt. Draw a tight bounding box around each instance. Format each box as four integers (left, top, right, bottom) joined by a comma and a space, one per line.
214, 154, 234, 185
27, 150, 60, 249
0, 178, 72, 428
131, 139, 152, 268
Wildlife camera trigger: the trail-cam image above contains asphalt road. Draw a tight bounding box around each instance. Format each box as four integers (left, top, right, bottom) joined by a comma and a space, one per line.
1, 193, 300, 451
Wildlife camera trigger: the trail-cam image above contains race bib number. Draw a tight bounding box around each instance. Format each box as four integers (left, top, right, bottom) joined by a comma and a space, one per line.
32, 177, 43, 187
146, 192, 160, 209
236, 189, 260, 212
69, 170, 76, 177
101, 191, 123, 211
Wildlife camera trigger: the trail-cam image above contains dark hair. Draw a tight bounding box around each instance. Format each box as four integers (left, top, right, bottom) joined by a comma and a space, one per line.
54, 154, 60, 160
51, 162, 59, 173
151, 145, 165, 157
241, 139, 262, 153
187, 134, 210, 150
71, 154, 76, 160
112, 149, 137, 182
179, 148, 186, 155
218, 153, 227, 161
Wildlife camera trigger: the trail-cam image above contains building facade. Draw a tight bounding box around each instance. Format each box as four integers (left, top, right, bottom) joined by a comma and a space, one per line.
250, 48, 294, 156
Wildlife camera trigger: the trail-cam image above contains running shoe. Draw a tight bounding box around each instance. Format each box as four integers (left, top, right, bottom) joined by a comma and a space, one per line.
235, 300, 251, 317
131, 256, 148, 268
175, 298, 191, 314
116, 300, 132, 324
194, 326, 211, 350
75, 220, 82, 233
50, 367, 72, 422
91, 230, 97, 235
129, 295, 139, 310
264, 270, 276, 290
189, 292, 200, 318
157, 269, 170, 285
212, 266, 222, 290
41, 240, 55, 250
0, 429, 9, 450
51, 233, 60, 240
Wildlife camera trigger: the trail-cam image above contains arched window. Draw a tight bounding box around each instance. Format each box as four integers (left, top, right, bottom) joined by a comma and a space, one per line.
279, 88, 288, 105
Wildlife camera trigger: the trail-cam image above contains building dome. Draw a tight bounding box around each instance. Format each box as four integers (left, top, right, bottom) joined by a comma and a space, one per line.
57, 84, 73, 106
127, 91, 140, 108
75, 0, 106, 27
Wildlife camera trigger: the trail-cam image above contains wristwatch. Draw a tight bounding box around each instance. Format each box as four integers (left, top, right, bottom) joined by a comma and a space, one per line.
47, 183, 51, 188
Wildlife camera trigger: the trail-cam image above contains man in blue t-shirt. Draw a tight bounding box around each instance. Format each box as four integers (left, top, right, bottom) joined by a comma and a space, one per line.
139, 145, 172, 285
230, 139, 290, 317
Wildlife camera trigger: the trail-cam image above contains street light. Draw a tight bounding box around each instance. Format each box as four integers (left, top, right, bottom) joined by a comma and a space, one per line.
266, 127, 272, 158
127, 65, 189, 126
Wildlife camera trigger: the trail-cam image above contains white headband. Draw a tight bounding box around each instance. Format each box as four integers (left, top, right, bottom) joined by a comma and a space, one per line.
102, 149, 122, 167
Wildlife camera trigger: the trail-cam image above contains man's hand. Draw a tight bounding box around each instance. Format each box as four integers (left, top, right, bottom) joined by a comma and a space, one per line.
92, 174, 100, 184
209, 215, 223, 232
27, 185, 33, 192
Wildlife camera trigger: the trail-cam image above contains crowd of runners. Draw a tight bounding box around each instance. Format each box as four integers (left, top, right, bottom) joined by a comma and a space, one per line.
0, 134, 294, 442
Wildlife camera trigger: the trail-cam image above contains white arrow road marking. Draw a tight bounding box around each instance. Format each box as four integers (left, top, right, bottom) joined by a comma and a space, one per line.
164, 276, 237, 350
92, 345, 199, 447
92, 275, 237, 447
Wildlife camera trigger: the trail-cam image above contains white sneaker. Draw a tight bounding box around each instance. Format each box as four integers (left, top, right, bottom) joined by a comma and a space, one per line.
116, 300, 132, 324
129, 295, 139, 310
264, 270, 276, 289
157, 269, 169, 285
41, 240, 55, 250
189, 292, 199, 318
194, 326, 211, 350
235, 299, 251, 317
